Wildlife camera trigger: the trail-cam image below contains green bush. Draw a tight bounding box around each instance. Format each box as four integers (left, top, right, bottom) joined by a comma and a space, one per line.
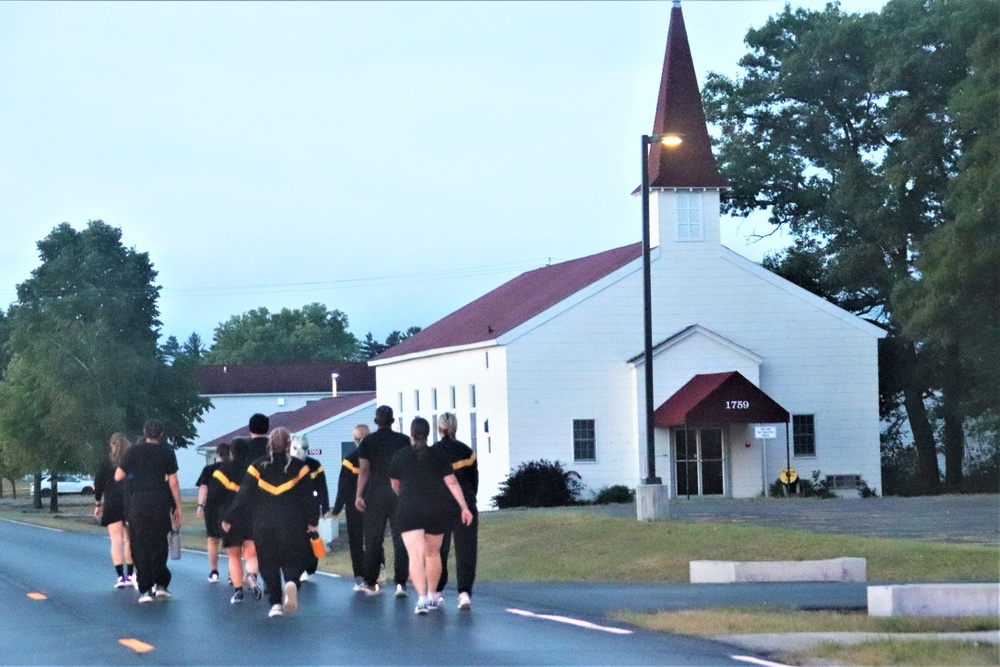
593, 484, 635, 505
492, 459, 584, 509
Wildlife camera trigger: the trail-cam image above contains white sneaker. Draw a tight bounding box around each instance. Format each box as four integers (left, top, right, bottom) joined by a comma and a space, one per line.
114, 575, 129, 589
429, 593, 443, 609
153, 585, 172, 600
299, 571, 310, 583
138, 591, 154, 604
395, 583, 408, 598
352, 577, 364, 591
244, 572, 262, 601
283, 581, 298, 614
458, 592, 472, 610
357, 582, 380, 596
268, 604, 283, 618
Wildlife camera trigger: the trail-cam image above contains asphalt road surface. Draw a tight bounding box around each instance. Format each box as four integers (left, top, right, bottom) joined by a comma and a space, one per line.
1, 517, 784, 667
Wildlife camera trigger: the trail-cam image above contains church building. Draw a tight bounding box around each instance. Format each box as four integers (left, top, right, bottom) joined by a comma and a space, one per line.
369, 2, 886, 508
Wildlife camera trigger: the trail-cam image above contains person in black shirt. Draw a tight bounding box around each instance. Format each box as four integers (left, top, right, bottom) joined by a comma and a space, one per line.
93, 432, 134, 589
214, 437, 262, 603
246, 413, 270, 464
290, 434, 330, 581
332, 424, 368, 589
224, 427, 318, 619
389, 417, 473, 615
433, 413, 479, 610
354, 405, 411, 596
116, 419, 182, 603
196, 441, 231, 583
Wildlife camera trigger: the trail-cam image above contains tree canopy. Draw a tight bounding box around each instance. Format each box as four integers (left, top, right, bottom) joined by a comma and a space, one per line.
703, 0, 997, 491
205, 302, 360, 364
0, 221, 209, 510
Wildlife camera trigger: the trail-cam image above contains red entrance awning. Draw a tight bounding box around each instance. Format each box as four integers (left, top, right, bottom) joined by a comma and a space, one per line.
653, 371, 789, 427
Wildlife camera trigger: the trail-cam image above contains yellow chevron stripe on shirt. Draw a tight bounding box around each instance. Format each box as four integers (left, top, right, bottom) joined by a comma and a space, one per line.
248, 464, 310, 496
309, 466, 324, 479
452, 452, 477, 470
342, 459, 360, 475
212, 469, 240, 492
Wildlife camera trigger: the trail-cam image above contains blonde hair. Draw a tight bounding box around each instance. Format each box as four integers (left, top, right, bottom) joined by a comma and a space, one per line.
437, 413, 458, 439
108, 432, 131, 468
352, 423, 370, 444
265, 427, 293, 472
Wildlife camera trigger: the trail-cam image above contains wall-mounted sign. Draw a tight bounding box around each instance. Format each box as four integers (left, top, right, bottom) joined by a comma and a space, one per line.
754, 425, 776, 439
308, 449, 322, 456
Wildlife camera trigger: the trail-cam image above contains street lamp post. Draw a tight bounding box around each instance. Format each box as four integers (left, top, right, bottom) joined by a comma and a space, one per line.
640, 133, 682, 485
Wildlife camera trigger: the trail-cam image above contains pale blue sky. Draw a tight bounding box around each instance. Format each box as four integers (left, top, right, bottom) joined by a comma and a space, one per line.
0, 1, 884, 344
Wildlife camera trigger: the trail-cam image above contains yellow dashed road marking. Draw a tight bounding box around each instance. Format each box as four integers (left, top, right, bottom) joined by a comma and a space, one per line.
119, 638, 154, 654
27, 592, 47, 600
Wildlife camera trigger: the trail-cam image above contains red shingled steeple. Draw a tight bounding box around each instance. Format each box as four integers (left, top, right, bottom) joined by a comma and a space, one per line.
647, 1, 729, 189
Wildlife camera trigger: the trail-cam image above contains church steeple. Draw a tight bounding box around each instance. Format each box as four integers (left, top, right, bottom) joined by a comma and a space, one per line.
648, 0, 729, 189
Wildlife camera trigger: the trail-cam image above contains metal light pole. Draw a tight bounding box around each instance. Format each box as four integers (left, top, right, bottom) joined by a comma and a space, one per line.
640, 133, 682, 485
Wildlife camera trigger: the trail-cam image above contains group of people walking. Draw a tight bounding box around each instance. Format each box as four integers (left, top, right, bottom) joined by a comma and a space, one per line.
95, 405, 480, 618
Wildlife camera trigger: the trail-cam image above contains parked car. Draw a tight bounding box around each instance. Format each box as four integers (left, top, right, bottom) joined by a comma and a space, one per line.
30, 474, 95, 497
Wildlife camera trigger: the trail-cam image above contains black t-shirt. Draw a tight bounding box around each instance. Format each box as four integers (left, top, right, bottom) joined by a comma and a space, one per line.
120, 441, 178, 502
357, 428, 410, 493
196, 463, 218, 488
388, 446, 454, 506
246, 436, 268, 465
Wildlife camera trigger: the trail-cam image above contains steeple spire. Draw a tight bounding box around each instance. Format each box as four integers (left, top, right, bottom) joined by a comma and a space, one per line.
647, 1, 729, 189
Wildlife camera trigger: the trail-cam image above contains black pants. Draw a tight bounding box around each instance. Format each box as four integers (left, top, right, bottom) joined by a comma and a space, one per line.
126, 501, 172, 595
254, 519, 310, 606
344, 505, 365, 578
362, 490, 407, 587
437, 507, 478, 595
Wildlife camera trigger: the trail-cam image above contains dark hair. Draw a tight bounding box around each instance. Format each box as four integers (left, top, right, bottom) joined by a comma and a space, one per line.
249, 413, 270, 435
230, 437, 250, 463
374, 405, 394, 427
143, 419, 166, 441
216, 442, 232, 461
410, 417, 430, 457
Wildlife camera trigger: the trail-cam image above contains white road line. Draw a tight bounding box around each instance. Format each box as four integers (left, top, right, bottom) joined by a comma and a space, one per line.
731, 655, 796, 667
0, 517, 63, 532
507, 608, 634, 635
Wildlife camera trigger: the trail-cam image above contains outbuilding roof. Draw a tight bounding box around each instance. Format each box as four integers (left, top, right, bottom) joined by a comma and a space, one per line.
197, 392, 376, 450
194, 362, 375, 395
373, 242, 643, 362
653, 371, 789, 426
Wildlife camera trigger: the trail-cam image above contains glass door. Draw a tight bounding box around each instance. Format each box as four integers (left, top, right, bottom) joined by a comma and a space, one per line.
673, 428, 725, 497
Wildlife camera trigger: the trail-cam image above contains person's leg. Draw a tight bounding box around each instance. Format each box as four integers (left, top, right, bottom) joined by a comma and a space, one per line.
127, 516, 154, 595
227, 546, 244, 591
152, 510, 172, 590
345, 507, 365, 578
401, 529, 427, 596
242, 540, 259, 577
108, 522, 125, 567
254, 528, 282, 606
361, 501, 388, 586
207, 537, 219, 573
123, 524, 134, 578
388, 501, 409, 587
454, 508, 478, 595
436, 528, 452, 593
423, 533, 445, 597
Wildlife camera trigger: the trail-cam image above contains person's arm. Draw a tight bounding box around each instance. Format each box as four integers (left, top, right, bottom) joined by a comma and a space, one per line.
354, 458, 370, 512
315, 468, 330, 515
114, 467, 125, 482
444, 474, 473, 526
197, 482, 208, 518
390, 478, 400, 495
169, 473, 183, 526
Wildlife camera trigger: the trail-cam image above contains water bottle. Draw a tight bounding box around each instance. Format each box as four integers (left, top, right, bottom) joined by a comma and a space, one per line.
308, 530, 325, 559
169, 527, 182, 560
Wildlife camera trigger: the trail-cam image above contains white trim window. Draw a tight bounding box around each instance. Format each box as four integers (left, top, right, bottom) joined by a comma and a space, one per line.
573, 419, 596, 462
793, 414, 816, 457
676, 192, 703, 241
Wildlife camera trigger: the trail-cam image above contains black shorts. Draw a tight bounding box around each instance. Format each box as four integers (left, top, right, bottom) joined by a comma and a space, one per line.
204, 509, 222, 539
395, 500, 451, 535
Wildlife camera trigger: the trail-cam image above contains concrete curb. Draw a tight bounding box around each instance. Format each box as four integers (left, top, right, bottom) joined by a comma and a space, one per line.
713, 630, 1000, 652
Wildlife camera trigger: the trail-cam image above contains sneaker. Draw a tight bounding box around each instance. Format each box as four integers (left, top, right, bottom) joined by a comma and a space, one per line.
230, 588, 245, 604
395, 583, 408, 598
352, 577, 364, 592
429, 593, 443, 609
153, 585, 172, 600
299, 571, 310, 583
268, 603, 283, 618
130, 575, 139, 590
283, 581, 298, 614
208, 571, 219, 583
414, 598, 430, 615
115, 575, 130, 589
377, 563, 387, 584
458, 592, 472, 610
357, 582, 380, 596
138, 591, 154, 604
244, 572, 262, 601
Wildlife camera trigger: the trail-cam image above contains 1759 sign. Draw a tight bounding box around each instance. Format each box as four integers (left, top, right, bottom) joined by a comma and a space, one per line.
725, 400, 750, 410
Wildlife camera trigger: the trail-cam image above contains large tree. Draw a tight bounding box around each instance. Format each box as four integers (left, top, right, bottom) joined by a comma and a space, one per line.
358, 326, 423, 359
205, 302, 360, 364
703, 0, 989, 492
0, 221, 209, 511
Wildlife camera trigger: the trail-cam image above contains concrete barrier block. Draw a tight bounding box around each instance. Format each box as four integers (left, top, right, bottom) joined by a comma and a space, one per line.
690, 557, 867, 583
868, 584, 1000, 617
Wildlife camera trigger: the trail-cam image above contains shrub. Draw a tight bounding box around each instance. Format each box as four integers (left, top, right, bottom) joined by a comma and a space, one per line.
593, 484, 635, 505
767, 470, 836, 498
492, 459, 584, 509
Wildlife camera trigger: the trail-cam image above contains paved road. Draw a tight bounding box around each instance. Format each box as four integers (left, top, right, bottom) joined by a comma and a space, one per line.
586, 494, 1000, 545
1, 517, 776, 667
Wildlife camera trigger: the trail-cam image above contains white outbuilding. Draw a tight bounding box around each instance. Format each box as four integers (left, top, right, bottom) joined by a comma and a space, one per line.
370, 2, 886, 509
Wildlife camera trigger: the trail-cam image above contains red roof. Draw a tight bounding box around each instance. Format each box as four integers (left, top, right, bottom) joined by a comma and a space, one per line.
374, 243, 643, 361
654, 371, 788, 426
646, 2, 729, 189
194, 362, 375, 395
199, 392, 376, 449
